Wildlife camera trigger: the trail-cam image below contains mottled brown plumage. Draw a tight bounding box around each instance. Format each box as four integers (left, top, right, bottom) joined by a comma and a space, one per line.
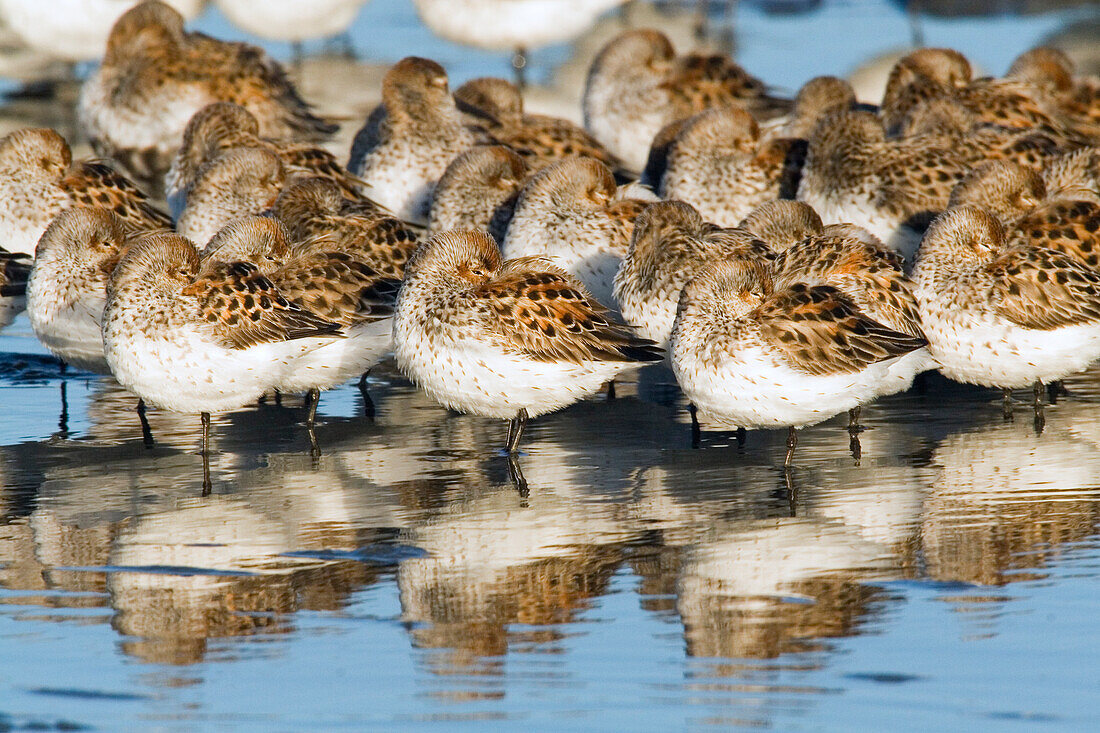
455, 77, 622, 172
79, 1, 335, 189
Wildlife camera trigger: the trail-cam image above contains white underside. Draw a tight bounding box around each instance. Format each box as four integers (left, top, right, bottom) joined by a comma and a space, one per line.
105, 322, 332, 413
26, 288, 110, 374
412, 0, 625, 50
277, 318, 393, 393
394, 330, 623, 419
918, 303, 1100, 388
672, 342, 900, 429
214, 0, 364, 41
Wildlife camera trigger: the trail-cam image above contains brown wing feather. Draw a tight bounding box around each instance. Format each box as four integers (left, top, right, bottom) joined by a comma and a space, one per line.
473, 258, 662, 363
1007, 200, 1100, 269
990, 246, 1100, 330
273, 250, 398, 327
186, 259, 342, 349
63, 161, 173, 232
758, 283, 926, 375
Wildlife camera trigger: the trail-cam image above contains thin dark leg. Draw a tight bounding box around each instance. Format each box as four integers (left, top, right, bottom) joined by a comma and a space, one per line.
137, 398, 155, 449
358, 371, 375, 419
784, 426, 798, 467
273, 389, 282, 407
689, 404, 701, 449
58, 360, 68, 375
736, 426, 746, 448
201, 412, 211, 496
606, 380, 616, 401
508, 453, 529, 499
512, 46, 527, 89
505, 408, 529, 454
848, 406, 862, 432
57, 381, 69, 439
1002, 387, 1014, 421
1033, 381, 1045, 435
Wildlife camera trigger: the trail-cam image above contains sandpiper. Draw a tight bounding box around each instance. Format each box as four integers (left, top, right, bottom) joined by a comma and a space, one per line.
427, 145, 529, 242
393, 230, 662, 454
656, 105, 804, 227
670, 259, 926, 464
583, 28, 790, 171
102, 231, 342, 491
613, 200, 771, 348
912, 204, 1100, 415
78, 0, 335, 190
176, 147, 286, 246
501, 156, 654, 310
0, 127, 170, 256
167, 102, 375, 221
203, 217, 400, 446
454, 76, 622, 172
348, 57, 488, 223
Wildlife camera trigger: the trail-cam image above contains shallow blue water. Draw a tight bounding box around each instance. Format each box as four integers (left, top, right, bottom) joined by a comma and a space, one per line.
2, 1, 1100, 730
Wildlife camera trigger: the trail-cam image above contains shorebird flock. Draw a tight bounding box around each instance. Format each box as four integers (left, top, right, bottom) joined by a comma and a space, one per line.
2, 0, 1100, 491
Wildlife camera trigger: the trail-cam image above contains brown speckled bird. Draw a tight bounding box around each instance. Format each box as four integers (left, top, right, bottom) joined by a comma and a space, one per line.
0, 127, 170, 257
348, 57, 490, 223
455, 76, 623, 173
501, 156, 656, 309
655, 105, 805, 227
167, 102, 376, 220
583, 28, 790, 172
176, 147, 286, 246
427, 145, 530, 241
614, 200, 772, 348
393, 229, 662, 454
79, 0, 335, 191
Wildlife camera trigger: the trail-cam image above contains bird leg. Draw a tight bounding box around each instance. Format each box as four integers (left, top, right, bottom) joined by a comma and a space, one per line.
137, 398, 155, 449
506, 408, 529, 454
511, 46, 528, 90
201, 412, 211, 496
606, 379, 616, 401
784, 426, 798, 467
736, 426, 746, 448
1002, 387, 1014, 421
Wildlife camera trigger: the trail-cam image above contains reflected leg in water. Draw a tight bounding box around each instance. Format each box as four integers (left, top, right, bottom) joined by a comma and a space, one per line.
358, 371, 375, 419
783, 467, 797, 517
1048, 380, 1068, 404
508, 453, 529, 498
1033, 381, 1045, 435
137, 398, 155, 449
848, 407, 863, 462
784, 426, 798, 467
1002, 387, 1014, 421
57, 380, 69, 439
200, 411, 212, 496
506, 408, 529, 454
688, 404, 701, 449
306, 388, 321, 457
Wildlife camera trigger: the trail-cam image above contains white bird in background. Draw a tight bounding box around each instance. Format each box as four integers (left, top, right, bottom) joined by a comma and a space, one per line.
213, 0, 368, 63
411, 0, 628, 88
0, 0, 205, 62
